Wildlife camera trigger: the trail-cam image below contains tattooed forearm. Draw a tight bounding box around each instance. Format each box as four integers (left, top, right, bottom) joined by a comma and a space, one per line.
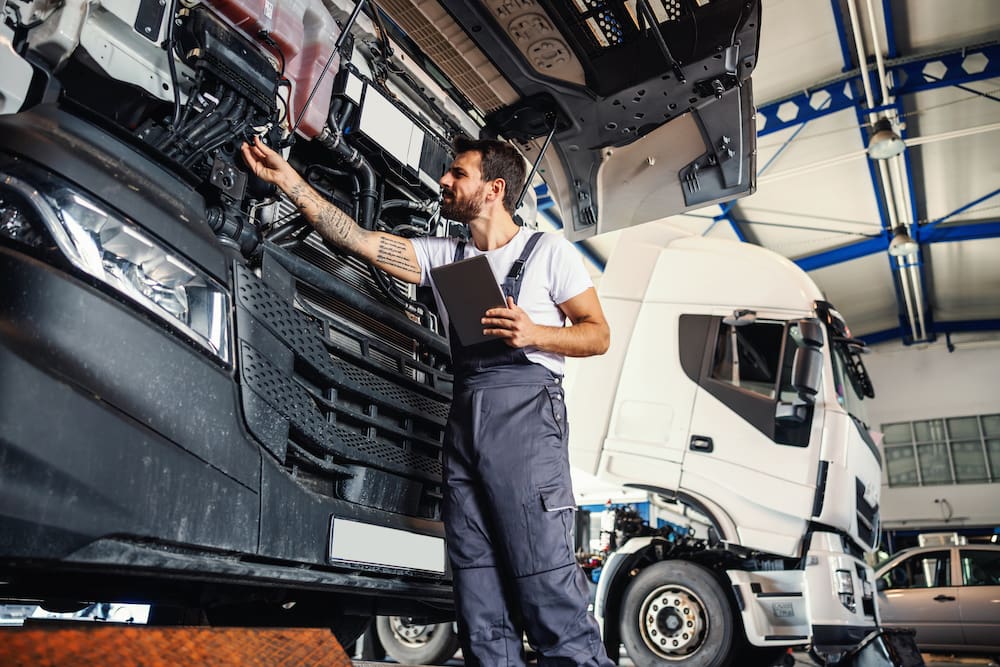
286, 181, 361, 250
376, 236, 419, 274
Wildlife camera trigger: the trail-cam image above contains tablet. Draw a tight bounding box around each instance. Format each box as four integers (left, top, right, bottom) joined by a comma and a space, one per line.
430, 254, 507, 346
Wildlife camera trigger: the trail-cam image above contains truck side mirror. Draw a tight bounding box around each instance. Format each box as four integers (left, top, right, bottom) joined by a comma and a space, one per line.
790, 319, 824, 404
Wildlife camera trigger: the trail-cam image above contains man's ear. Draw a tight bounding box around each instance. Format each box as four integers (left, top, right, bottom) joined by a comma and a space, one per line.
487, 178, 506, 203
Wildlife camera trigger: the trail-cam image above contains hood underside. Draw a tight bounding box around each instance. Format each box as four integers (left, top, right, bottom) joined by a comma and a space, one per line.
376, 0, 762, 241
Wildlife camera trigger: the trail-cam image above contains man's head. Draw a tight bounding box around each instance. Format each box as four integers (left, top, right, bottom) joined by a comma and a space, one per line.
439, 137, 526, 223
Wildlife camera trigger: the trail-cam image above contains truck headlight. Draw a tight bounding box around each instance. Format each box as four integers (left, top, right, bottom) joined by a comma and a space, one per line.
835, 569, 856, 613
1, 171, 231, 363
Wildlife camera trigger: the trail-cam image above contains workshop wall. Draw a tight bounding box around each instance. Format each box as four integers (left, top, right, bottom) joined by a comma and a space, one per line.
864, 339, 1000, 530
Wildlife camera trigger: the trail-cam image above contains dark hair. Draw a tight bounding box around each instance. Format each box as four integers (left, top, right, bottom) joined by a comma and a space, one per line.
453, 136, 526, 214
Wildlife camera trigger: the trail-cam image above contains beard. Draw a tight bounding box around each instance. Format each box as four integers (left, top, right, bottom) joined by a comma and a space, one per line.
440, 185, 486, 224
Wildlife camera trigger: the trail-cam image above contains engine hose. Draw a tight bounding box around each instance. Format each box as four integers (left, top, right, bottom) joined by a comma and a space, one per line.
186, 97, 248, 162
262, 241, 449, 356
183, 91, 237, 147
366, 263, 433, 328
164, 0, 182, 130
381, 199, 432, 212
266, 214, 305, 245
191, 118, 250, 167
159, 80, 221, 152
316, 102, 433, 325
201, 96, 248, 145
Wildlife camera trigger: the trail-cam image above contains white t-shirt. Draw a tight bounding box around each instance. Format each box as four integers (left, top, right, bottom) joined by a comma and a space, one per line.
410, 227, 593, 375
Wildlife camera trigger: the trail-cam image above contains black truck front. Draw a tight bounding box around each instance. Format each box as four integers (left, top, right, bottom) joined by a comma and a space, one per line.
0, 105, 452, 630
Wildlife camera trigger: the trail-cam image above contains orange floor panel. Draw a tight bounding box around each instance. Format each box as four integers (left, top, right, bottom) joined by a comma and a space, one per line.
0, 625, 351, 667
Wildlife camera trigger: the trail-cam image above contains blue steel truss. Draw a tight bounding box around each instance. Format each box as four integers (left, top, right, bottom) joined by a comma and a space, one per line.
756, 41, 1000, 138
778, 4, 1000, 343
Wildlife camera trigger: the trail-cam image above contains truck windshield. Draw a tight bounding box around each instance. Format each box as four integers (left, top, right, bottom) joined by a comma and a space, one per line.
830, 343, 872, 428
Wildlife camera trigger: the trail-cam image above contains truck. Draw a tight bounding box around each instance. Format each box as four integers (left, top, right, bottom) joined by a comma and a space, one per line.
0, 0, 762, 660
566, 221, 890, 666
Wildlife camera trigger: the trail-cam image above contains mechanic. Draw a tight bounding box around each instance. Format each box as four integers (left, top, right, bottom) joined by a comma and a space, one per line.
242, 135, 613, 666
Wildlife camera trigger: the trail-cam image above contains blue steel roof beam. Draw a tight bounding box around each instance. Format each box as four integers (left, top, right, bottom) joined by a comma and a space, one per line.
922, 187, 1000, 236
756, 42, 1000, 137
794, 219, 1000, 270
923, 220, 1000, 244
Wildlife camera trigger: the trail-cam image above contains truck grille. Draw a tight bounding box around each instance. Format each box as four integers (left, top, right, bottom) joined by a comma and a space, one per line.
234, 258, 451, 521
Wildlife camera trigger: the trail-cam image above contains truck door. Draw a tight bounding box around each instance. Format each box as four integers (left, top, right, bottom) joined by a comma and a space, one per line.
677, 315, 819, 555
594, 303, 699, 492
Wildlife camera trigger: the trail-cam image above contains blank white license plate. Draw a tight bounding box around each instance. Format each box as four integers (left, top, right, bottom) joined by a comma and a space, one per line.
328, 518, 446, 574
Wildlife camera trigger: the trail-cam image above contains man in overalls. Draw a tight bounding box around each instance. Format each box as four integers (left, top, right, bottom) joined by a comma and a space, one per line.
243, 135, 613, 666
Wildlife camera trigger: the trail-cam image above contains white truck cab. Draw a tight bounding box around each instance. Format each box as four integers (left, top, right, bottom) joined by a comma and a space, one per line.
568, 222, 884, 666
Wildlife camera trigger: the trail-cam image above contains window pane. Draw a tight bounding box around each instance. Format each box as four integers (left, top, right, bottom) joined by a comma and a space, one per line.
988, 439, 1000, 479
883, 551, 951, 589
947, 416, 980, 440
882, 423, 912, 445
951, 441, 988, 483
886, 445, 919, 486
983, 414, 1000, 437
914, 419, 946, 443
917, 442, 952, 484
961, 550, 1000, 586
710, 322, 783, 398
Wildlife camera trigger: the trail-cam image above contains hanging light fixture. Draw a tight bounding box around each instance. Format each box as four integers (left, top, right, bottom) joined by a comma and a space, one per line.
867, 117, 906, 160
888, 225, 918, 256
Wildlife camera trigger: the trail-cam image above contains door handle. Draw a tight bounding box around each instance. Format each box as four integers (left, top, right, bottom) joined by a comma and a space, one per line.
690, 436, 714, 453
933, 594, 955, 602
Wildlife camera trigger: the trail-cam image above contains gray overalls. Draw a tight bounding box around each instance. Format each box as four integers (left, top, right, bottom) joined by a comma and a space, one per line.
443, 232, 612, 667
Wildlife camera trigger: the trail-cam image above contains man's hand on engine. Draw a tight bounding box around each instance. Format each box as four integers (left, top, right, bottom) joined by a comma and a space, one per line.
241, 135, 298, 192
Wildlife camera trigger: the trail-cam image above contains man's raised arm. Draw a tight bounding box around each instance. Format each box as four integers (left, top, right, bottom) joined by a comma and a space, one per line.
241, 136, 422, 285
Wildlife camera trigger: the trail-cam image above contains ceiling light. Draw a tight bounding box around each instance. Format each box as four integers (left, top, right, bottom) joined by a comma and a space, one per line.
867, 117, 906, 160
888, 225, 918, 257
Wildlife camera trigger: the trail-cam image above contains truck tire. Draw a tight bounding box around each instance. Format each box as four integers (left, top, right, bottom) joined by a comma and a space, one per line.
375, 615, 459, 665
620, 560, 736, 667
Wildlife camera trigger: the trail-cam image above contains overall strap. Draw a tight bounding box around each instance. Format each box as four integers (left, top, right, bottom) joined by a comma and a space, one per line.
454, 241, 466, 262
501, 232, 543, 302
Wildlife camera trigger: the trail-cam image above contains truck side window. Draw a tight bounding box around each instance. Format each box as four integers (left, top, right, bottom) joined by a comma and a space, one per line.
710, 322, 784, 399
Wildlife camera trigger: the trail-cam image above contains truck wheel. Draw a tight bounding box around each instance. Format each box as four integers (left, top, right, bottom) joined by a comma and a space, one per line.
375, 615, 459, 665
620, 560, 735, 667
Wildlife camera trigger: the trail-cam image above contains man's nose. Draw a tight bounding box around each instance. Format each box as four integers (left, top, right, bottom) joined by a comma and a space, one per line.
439, 172, 453, 189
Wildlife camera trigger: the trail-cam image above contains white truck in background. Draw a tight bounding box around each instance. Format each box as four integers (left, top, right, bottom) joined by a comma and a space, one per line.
566, 222, 906, 667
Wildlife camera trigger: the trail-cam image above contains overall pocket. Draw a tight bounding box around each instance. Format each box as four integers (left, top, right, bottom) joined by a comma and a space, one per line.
521, 483, 577, 575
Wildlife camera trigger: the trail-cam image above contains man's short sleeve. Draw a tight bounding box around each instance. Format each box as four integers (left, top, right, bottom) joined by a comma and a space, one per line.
547, 235, 594, 305
409, 235, 457, 287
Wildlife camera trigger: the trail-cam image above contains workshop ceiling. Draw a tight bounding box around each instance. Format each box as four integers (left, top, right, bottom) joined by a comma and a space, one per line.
573, 0, 1000, 347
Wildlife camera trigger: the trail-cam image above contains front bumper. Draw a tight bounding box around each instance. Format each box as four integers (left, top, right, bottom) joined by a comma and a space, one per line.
729, 531, 877, 650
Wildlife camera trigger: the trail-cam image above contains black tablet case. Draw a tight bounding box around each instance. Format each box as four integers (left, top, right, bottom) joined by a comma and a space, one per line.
430, 254, 507, 346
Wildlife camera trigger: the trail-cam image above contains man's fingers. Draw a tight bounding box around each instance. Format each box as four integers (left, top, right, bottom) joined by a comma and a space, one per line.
481, 308, 516, 326
482, 328, 513, 339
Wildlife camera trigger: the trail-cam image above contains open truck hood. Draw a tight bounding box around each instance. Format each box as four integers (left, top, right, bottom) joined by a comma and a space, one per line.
374, 0, 761, 241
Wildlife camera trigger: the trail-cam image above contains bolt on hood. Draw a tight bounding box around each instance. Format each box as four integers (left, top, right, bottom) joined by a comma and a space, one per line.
374, 0, 762, 241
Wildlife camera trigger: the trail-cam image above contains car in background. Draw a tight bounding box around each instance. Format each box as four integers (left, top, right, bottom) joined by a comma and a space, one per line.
875, 543, 1000, 655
